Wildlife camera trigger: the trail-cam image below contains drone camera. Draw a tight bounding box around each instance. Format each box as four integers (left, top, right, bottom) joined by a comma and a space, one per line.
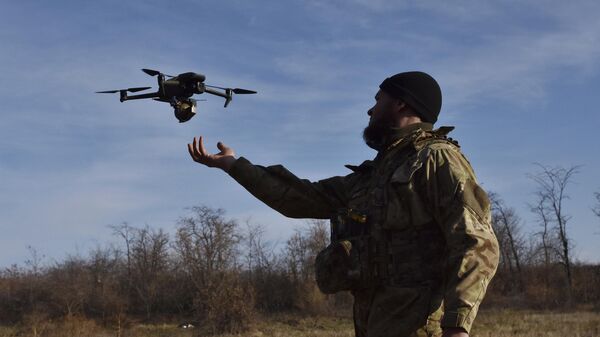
174, 99, 197, 123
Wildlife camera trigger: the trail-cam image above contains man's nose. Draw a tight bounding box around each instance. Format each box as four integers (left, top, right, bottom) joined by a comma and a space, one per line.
368, 108, 373, 116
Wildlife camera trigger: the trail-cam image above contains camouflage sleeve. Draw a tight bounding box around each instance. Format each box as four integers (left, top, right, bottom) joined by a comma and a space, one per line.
417, 144, 499, 333
227, 157, 349, 219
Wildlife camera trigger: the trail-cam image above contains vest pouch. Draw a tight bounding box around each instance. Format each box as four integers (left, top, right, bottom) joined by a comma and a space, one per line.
383, 160, 417, 230
385, 154, 434, 230
315, 236, 375, 294
315, 240, 356, 294
316, 209, 371, 294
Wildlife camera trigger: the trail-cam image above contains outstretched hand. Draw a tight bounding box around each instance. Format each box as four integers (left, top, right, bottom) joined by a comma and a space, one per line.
187, 136, 237, 172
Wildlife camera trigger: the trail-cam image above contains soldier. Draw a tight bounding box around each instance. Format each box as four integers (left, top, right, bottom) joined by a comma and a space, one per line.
187, 71, 499, 337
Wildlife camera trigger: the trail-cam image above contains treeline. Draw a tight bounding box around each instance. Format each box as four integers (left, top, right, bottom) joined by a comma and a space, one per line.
1, 164, 599, 334
486, 164, 600, 309
0, 206, 351, 334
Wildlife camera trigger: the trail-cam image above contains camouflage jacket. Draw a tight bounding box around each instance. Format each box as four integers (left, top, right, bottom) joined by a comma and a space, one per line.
228, 123, 499, 336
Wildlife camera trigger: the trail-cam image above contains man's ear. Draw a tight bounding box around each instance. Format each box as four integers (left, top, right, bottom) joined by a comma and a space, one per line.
394, 100, 407, 113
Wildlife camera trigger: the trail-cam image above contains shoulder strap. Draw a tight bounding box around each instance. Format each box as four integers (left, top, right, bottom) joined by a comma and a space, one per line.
414, 125, 460, 150
433, 126, 454, 136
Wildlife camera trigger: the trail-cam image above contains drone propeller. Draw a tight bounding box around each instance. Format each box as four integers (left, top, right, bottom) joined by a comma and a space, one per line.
205, 85, 257, 94
142, 68, 174, 77
96, 87, 152, 94
142, 68, 160, 76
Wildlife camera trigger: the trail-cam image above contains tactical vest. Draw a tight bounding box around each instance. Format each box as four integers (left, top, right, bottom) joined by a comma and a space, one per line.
316, 127, 459, 294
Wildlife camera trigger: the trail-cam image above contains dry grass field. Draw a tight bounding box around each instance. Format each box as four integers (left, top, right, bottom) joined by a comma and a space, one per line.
1, 310, 599, 337
471, 309, 600, 337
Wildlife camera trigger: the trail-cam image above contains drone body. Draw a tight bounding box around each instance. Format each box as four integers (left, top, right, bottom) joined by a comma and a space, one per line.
97, 69, 256, 123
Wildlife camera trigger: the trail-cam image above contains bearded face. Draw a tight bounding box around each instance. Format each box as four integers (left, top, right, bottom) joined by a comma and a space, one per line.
363, 90, 397, 150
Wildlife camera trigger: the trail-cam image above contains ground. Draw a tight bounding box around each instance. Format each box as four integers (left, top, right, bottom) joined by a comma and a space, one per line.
1, 310, 599, 337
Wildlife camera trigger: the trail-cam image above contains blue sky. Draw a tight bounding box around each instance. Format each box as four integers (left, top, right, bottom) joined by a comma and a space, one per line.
1, 0, 599, 266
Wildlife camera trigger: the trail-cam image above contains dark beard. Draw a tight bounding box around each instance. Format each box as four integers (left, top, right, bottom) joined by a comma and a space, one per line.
362, 123, 392, 151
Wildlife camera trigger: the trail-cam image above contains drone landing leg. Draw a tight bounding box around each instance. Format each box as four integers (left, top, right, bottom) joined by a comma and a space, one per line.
169, 97, 180, 108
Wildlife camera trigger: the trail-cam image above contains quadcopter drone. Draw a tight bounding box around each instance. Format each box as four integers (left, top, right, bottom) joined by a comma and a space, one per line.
96, 69, 256, 123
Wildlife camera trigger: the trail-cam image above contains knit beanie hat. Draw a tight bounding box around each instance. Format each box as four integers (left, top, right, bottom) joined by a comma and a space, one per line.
379, 71, 442, 124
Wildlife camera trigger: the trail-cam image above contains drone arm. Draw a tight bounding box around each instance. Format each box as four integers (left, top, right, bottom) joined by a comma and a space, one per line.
204, 87, 227, 98
123, 92, 161, 101
204, 87, 233, 107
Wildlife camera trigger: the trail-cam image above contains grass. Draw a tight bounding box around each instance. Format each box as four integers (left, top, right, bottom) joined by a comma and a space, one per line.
1, 310, 599, 337
471, 309, 600, 337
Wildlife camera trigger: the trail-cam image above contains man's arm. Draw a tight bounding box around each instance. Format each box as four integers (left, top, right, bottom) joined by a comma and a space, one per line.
188, 136, 349, 219
417, 144, 500, 335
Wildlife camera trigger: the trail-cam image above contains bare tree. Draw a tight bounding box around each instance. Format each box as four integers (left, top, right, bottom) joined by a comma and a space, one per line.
242, 221, 296, 312
48, 254, 89, 317
529, 164, 579, 302
23, 246, 47, 316
24, 246, 45, 276
528, 190, 564, 307
128, 225, 170, 319
530, 193, 555, 268
304, 219, 329, 259
87, 245, 124, 325
593, 191, 600, 220
285, 229, 307, 283
283, 220, 331, 313
244, 221, 277, 276
109, 223, 134, 291
489, 192, 525, 293
174, 206, 253, 333
284, 219, 329, 284
174, 206, 240, 287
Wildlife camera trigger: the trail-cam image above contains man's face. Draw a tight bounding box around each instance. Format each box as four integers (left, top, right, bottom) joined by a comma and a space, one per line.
367, 90, 397, 128
363, 90, 398, 149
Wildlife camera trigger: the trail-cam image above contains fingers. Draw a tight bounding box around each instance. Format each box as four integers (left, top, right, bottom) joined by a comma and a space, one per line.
187, 142, 196, 161
189, 138, 197, 162
187, 136, 216, 166
188, 136, 205, 163
199, 136, 208, 156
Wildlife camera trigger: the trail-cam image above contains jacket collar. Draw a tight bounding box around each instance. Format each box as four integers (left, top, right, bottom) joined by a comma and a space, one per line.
380, 122, 433, 154
347, 123, 433, 172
